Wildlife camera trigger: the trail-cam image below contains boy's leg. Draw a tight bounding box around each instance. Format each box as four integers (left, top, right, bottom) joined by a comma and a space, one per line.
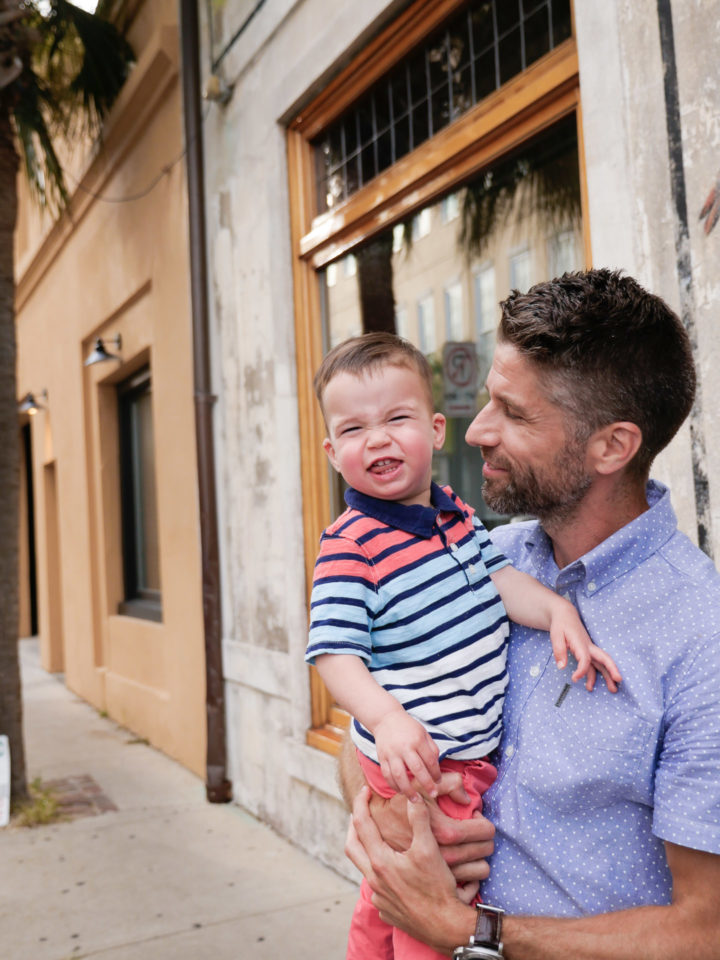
346, 878, 394, 960
391, 758, 496, 960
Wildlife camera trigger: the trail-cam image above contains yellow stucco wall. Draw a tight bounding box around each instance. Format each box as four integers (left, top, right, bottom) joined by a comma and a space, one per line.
14, 1, 206, 777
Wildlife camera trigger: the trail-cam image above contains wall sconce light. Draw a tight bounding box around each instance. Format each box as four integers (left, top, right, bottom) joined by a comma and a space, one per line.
18, 390, 48, 415
85, 334, 123, 367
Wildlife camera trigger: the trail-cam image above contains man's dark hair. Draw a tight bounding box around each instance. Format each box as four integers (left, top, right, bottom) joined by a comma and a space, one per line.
498, 269, 696, 478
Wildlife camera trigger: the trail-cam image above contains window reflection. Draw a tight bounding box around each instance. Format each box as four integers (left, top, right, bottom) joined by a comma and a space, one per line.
319, 116, 582, 527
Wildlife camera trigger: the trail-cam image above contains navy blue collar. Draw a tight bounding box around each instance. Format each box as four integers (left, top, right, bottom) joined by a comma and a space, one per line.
344, 482, 464, 538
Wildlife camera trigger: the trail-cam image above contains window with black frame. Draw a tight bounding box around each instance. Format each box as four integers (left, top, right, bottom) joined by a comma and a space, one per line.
117, 367, 162, 621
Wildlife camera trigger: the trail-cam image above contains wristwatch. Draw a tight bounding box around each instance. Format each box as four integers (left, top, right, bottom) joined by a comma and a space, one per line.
453, 903, 505, 959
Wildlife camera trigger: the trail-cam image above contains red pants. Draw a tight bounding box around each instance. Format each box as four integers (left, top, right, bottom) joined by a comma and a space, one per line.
346, 752, 497, 960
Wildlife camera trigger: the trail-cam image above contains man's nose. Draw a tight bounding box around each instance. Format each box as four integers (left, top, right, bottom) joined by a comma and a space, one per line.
465, 404, 497, 448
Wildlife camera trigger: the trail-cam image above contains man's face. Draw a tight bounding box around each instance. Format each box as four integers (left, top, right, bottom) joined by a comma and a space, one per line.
465, 342, 592, 522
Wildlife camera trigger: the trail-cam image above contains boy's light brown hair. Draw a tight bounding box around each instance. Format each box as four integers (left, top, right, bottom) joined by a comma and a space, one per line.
313, 332, 435, 422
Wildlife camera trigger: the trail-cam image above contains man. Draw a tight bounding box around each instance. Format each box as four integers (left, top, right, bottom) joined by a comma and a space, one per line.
344, 269, 720, 958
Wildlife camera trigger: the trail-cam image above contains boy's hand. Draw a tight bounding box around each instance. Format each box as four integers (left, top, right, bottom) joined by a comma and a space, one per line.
374, 709, 441, 801
549, 602, 622, 692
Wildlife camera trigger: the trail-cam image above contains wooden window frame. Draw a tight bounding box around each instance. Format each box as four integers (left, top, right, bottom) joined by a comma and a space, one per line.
287, 0, 589, 754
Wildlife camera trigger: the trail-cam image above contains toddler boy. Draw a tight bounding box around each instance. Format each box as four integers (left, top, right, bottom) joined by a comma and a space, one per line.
305, 332, 620, 960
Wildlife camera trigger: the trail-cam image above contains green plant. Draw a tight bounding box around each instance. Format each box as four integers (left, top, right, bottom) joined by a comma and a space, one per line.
14, 776, 61, 827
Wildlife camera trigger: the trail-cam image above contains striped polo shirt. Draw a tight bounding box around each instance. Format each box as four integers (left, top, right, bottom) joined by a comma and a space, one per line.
306, 483, 511, 763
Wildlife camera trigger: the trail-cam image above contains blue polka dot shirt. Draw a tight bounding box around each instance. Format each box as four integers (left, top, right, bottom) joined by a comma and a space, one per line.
482, 480, 720, 916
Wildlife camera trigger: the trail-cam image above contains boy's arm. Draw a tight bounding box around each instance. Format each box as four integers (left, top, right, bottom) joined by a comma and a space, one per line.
315, 653, 440, 799
489, 565, 622, 691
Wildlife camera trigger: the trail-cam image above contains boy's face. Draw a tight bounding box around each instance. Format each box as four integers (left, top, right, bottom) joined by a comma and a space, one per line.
321, 363, 445, 507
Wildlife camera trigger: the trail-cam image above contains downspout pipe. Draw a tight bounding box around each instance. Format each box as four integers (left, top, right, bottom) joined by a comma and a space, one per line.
179, 0, 232, 802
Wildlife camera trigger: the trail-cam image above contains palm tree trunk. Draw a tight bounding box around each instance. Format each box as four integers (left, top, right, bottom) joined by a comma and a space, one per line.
0, 104, 28, 806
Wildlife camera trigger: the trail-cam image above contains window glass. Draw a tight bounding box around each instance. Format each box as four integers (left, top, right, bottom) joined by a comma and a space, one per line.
417, 294, 436, 353
509, 247, 532, 292
319, 114, 582, 529
314, 0, 573, 213
474, 262, 497, 384
118, 367, 161, 620
444, 281, 464, 340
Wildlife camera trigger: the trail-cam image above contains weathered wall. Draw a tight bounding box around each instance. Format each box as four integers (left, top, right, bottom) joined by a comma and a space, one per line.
201, 0, 410, 877
576, 0, 720, 552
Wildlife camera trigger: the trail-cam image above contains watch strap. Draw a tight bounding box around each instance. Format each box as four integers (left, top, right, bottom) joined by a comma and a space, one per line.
471, 904, 504, 951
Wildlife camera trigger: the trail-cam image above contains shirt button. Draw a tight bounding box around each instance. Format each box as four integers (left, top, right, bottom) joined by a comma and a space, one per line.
529, 665, 541, 678
468, 564, 476, 574
505, 744, 515, 758
450, 543, 459, 552
588, 581, 597, 592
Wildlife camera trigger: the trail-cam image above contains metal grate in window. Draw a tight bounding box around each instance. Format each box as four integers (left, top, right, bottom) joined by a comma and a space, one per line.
314, 0, 572, 214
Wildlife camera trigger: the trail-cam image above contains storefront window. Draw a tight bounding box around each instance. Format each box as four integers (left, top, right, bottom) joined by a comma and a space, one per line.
318, 114, 582, 529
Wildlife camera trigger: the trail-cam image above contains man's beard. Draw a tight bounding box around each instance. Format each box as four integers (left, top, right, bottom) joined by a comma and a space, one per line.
482, 443, 592, 524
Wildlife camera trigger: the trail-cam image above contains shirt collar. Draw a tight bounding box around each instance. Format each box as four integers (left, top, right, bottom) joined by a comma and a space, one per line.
344, 482, 464, 538
521, 480, 677, 592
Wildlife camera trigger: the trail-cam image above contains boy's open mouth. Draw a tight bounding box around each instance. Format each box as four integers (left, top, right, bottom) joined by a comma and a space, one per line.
369, 458, 402, 475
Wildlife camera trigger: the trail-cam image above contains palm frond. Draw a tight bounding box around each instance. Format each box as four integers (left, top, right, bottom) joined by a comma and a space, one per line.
11, 61, 68, 212
8, 0, 133, 211
35, 0, 134, 138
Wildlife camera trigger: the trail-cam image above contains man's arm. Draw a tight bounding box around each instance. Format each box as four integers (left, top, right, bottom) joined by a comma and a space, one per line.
347, 787, 720, 960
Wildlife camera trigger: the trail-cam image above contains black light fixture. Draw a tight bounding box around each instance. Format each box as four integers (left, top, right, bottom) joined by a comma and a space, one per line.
18, 390, 48, 415
85, 334, 122, 367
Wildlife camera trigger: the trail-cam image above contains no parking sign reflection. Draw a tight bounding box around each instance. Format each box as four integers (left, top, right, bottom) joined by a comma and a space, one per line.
442, 342, 479, 417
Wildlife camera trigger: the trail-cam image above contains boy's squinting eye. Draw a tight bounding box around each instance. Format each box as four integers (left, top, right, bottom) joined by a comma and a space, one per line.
389, 414, 409, 422
340, 425, 360, 435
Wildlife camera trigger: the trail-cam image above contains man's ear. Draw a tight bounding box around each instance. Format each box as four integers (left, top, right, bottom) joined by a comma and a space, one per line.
432, 412, 446, 450
587, 422, 643, 476
322, 437, 341, 473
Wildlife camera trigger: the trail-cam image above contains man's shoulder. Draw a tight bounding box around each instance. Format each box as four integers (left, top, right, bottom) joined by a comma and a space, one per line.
486, 518, 538, 561
656, 527, 720, 586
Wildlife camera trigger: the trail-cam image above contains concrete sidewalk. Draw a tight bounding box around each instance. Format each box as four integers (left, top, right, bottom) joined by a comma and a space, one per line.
0, 639, 357, 960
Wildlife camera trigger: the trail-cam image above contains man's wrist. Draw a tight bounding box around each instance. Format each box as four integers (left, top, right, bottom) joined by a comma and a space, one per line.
453, 904, 505, 959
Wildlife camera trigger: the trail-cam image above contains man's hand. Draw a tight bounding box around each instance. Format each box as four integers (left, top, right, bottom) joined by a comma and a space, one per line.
366, 768, 495, 886
346, 786, 477, 955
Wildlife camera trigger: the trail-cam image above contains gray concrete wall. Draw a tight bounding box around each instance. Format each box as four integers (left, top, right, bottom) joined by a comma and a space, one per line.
576, 0, 720, 552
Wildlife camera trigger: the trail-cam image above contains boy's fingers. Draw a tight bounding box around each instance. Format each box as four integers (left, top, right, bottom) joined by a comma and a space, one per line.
391, 758, 418, 801
405, 754, 438, 798
584, 664, 597, 691
596, 663, 619, 693
549, 630, 568, 668
418, 739, 441, 780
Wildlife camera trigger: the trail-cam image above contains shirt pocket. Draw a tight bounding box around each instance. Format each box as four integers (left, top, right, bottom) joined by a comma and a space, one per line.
518, 686, 657, 812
